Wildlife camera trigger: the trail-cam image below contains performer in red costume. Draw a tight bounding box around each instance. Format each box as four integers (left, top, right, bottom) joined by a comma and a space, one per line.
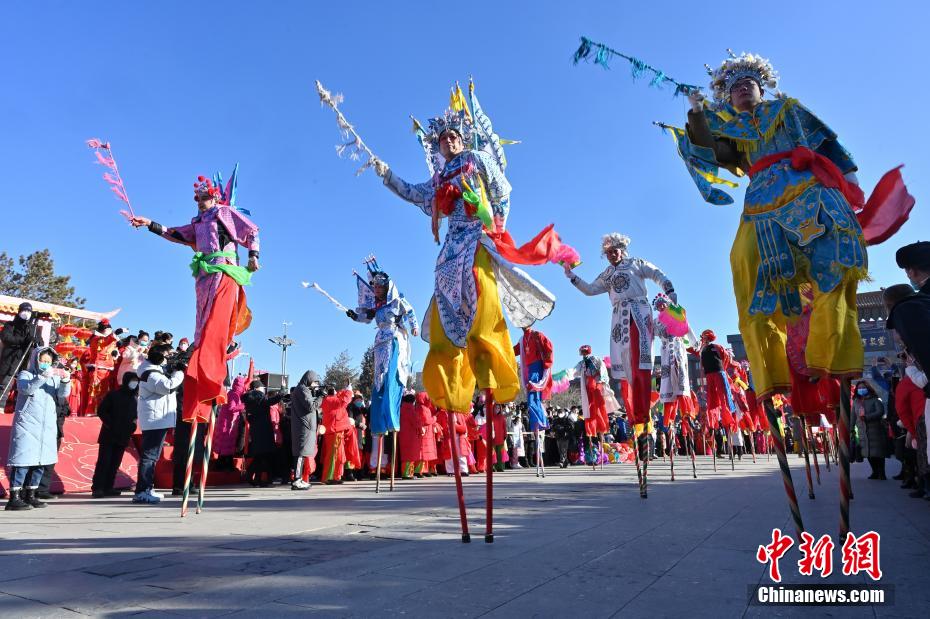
80, 320, 117, 416
320, 387, 355, 484
130, 171, 259, 514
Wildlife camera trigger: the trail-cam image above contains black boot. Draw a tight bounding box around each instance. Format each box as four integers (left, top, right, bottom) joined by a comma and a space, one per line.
4, 489, 32, 511
22, 488, 47, 509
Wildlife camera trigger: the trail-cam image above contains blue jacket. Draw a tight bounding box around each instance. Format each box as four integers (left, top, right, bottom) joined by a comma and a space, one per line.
7, 348, 70, 467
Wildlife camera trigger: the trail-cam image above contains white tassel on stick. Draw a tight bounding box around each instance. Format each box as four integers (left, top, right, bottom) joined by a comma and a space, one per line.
316, 80, 382, 176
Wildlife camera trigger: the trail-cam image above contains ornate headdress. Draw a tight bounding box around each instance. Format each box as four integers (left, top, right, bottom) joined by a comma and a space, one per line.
700, 328, 716, 342
652, 292, 671, 311
364, 255, 390, 287
708, 50, 779, 103
411, 79, 515, 177
356, 255, 398, 309
193, 175, 221, 202
579, 344, 592, 356
426, 109, 474, 147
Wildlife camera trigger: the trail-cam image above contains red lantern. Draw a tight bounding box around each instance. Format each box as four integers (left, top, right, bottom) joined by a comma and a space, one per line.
57, 324, 79, 338
56, 342, 77, 356
71, 345, 89, 358
74, 328, 93, 341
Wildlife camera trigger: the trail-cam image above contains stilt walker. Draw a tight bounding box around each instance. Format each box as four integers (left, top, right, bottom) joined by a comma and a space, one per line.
128, 167, 259, 518
343, 257, 418, 494
653, 48, 912, 541
514, 326, 554, 479
318, 79, 575, 542
654, 290, 697, 480
564, 234, 676, 486
575, 346, 617, 472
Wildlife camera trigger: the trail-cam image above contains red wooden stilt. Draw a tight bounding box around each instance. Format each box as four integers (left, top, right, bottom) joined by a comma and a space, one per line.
446, 410, 470, 543
484, 390, 494, 543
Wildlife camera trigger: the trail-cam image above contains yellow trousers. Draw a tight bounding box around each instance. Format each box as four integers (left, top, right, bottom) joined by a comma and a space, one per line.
730, 220, 863, 398
424, 246, 521, 413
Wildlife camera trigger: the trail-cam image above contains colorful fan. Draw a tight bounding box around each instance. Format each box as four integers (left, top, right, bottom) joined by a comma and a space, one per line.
658, 302, 690, 337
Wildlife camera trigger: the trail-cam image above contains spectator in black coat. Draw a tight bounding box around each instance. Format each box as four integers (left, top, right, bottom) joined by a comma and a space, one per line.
243, 380, 285, 487
884, 283, 930, 391
91, 371, 139, 498
0, 302, 42, 409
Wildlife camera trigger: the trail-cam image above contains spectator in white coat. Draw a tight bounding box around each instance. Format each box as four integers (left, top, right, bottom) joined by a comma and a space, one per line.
133, 345, 184, 504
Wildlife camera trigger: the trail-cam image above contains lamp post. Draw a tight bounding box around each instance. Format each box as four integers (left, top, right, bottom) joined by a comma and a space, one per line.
268, 321, 296, 389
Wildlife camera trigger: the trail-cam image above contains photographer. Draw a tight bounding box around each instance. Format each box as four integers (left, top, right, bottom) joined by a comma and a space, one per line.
133, 345, 184, 504
0, 302, 44, 410
243, 380, 288, 487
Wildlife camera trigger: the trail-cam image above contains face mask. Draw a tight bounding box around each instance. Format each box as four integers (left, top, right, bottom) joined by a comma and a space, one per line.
18, 311, 32, 320
178, 344, 188, 352
38, 362, 52, 373
138, 341, 149, 348
856, 388, 868, 396
128, 381, 139, 390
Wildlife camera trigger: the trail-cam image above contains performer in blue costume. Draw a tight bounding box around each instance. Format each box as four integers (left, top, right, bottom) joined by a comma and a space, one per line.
346, 257, 418, 490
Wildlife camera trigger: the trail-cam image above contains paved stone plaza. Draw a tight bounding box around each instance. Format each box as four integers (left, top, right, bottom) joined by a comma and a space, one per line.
1, 455, 928, 618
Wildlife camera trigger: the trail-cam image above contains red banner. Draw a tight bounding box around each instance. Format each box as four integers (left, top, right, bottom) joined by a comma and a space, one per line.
0, 415, 139, 493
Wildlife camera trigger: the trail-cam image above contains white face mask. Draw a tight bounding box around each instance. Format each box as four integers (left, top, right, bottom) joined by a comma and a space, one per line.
569, 413, 578, 422
128, 381, 139, 390
18, 311, 32, 320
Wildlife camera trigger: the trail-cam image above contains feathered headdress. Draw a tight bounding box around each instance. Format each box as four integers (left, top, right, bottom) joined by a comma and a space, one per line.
708, 50, 779, 103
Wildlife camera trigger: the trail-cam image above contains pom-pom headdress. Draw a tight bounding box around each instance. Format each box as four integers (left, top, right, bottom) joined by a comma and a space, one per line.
193, 175, 221, 202
579, 344, 592, 356
709, 50, 779, 103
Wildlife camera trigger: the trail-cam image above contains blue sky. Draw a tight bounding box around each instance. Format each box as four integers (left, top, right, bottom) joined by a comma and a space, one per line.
2, 1, 927, 380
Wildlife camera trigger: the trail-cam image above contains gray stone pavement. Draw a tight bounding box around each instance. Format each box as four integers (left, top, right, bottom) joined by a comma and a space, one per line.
1, 454, 928, 618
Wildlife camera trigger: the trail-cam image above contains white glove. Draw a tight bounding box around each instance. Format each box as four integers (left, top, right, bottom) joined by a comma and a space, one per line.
318, 425, 326, 435
373, 158, 389, 178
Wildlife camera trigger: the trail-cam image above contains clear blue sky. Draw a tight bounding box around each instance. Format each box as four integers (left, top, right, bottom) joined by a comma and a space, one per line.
2, 2, 927, 379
